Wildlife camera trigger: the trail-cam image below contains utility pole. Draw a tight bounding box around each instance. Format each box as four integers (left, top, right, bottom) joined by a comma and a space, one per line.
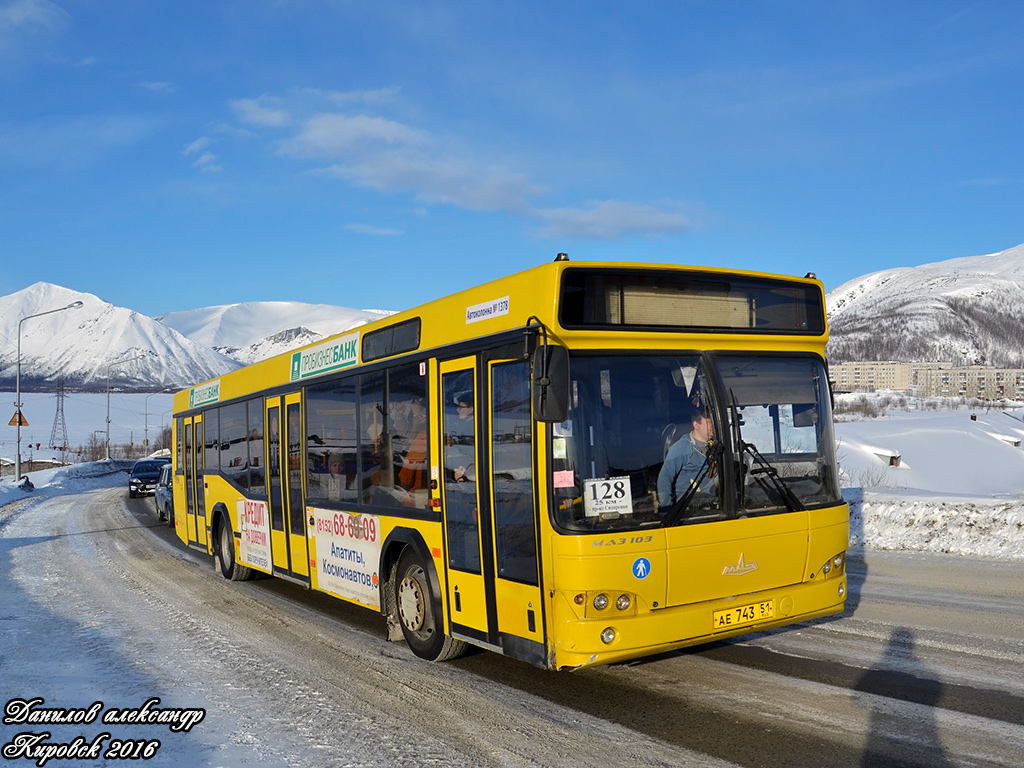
49, 376, 69, 458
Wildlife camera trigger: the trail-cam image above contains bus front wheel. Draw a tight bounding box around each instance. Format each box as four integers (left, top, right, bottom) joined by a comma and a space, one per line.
395, 548, 466, 662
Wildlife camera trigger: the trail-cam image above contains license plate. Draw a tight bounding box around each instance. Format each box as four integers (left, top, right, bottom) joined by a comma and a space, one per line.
713, 600, 775, 630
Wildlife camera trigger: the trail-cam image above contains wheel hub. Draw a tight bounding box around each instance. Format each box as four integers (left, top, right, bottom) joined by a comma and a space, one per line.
398, 572, 426, 632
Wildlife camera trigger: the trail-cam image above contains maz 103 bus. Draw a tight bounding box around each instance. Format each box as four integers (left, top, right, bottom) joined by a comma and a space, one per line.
170, 255, 848, 670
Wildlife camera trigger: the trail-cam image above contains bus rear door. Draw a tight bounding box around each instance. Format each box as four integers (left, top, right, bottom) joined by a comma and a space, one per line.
182, 414, 208, 549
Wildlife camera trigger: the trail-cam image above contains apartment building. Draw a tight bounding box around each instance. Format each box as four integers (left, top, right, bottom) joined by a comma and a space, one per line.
829, 361, 1024, 400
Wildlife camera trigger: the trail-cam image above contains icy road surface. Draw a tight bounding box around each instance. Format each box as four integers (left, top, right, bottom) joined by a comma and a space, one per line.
2, 486, 1024, 767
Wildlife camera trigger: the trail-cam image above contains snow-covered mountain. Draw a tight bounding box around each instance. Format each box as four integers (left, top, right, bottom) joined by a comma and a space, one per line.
156, 302, 391, 366
7, 241, 1024, 394
0, 283, 394, 392
0, 283, 242, 391
826, 242, 1024, 367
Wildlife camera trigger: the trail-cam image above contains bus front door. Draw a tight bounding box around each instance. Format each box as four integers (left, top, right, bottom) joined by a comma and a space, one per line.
267, 394, 310, 583
486, 358, 544, 659
183, 414, 208, 550
440, 359, 490, 645
441, 356, 544, 660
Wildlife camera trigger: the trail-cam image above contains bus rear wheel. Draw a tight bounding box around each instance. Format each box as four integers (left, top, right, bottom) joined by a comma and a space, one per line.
217, 517, 253, 582
395, 548, 466, 662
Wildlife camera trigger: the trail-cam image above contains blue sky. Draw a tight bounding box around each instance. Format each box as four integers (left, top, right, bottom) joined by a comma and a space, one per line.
1, 1, 1022, 317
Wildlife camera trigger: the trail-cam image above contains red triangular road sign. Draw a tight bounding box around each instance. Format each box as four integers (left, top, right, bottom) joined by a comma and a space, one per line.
8, 410, 28, 427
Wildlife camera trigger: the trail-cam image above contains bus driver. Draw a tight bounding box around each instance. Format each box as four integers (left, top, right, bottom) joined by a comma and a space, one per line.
657, 407, 715, 508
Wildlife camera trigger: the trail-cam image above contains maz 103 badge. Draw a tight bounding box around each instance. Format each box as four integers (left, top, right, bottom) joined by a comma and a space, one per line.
583, 476, 633, 518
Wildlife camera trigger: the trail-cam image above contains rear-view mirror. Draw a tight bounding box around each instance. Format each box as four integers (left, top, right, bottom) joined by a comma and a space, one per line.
532, 345, 570, 422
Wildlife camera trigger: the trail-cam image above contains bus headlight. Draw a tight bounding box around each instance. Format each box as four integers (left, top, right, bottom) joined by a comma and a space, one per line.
593, 593, 609, 611
819, 552, 846, 580
616, 594, 631, 611
600, 627, 617, 644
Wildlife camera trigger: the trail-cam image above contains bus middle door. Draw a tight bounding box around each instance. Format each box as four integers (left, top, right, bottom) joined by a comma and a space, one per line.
267, 394, 310, 583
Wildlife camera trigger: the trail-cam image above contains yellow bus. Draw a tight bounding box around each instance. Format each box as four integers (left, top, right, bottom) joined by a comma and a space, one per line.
170, 255, 848, 670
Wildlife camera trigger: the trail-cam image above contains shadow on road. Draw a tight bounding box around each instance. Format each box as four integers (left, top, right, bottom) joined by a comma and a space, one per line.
855, 627, 950, 767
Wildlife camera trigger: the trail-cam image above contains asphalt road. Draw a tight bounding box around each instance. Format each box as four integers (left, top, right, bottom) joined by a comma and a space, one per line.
2, 487, 1022, 767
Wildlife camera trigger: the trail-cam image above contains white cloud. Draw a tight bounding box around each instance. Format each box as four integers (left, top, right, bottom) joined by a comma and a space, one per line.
224, 90, 696, 240
182, 137, 220, 172
343, 223, 403, 237
323, 150, 541, 213
0, 0, 68, 55
230, 97, 291, 128
281, 113, 427, 159
533, 200, 695, 240
0, 0, 66, 32
182, 137, 211, 156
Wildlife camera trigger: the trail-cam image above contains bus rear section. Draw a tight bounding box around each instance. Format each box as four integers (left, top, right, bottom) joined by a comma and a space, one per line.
543, 351, 848, 669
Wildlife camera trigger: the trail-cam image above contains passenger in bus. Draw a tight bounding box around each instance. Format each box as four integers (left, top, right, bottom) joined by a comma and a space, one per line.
451, 391, 475, 483
326, 453, 345, 501
397, 397, 429, 496
657, 407, 715, 507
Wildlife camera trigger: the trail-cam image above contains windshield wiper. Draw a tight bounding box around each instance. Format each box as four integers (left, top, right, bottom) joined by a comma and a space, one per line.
726, 388, 803, 513
739, 439, 804, 512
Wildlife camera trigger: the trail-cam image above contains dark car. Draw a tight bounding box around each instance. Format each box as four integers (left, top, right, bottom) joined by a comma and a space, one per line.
128, 457, 171, 498
153, 463, 174, 525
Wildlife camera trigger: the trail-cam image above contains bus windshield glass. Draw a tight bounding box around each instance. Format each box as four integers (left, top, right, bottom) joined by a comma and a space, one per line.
551, 353, 841, 532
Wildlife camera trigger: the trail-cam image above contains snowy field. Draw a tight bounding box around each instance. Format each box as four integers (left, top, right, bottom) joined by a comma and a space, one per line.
1, 393, 1022, 561
0, 391, 174, 465
834, 395, 1024, 560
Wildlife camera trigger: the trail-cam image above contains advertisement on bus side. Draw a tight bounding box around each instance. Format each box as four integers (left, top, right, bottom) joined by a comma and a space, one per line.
308, 507, 381, 608
237, 499, 271, 572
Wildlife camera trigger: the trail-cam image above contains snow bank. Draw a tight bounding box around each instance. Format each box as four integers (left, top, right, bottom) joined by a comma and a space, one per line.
846, 489, 1024, 560
0, 459, 132, 507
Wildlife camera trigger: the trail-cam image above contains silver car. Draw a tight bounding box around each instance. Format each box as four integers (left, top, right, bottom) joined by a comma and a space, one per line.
154, 463, 174, 525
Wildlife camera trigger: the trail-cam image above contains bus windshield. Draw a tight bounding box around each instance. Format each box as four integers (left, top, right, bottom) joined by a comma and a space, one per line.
551, 353, 841, 532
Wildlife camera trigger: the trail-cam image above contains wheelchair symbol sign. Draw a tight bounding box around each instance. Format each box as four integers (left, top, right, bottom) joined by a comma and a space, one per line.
633, 557, 651, 579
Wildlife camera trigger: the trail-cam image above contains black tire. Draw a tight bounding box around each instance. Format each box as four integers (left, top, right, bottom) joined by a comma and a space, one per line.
166, 507, 175, 528
217, 517, 253, 581
394, 547, 467, 662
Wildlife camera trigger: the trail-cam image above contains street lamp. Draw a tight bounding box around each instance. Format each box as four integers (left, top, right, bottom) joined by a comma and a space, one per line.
105, 355, 145, 460
15, 300, 84, 481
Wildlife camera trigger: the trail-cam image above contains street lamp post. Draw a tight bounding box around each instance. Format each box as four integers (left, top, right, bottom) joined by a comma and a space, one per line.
144, 392, 157, 451
15, 301, 84, 481
105, 355, 145, 460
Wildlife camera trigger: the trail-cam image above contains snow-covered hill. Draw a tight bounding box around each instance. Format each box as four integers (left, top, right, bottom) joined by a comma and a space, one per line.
826, 242, 1024, 366
0, 283, 241, 391
7, 240, 1024, 393
156, 302, 391, 365
0, 283, 395, 391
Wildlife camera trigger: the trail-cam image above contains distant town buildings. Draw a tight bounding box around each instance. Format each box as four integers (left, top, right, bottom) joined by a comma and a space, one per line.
829, 361, 1024, 401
